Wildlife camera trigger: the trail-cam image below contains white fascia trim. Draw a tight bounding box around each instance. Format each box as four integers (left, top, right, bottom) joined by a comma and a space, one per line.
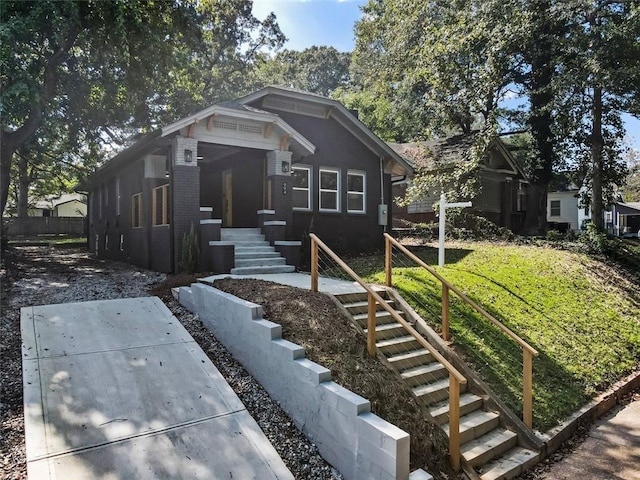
160, 104, 315, 156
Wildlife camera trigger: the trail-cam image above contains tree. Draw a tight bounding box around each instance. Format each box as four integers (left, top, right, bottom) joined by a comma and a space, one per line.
621, 147, 640, 202
0, 0, 285, 216
255, 46, 350, 97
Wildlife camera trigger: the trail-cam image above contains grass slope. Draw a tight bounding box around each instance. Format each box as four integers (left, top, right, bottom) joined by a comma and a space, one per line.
347, 240, 640, 431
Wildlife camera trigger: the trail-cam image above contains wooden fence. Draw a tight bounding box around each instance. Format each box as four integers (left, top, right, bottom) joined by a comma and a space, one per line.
2, 217, 86, 237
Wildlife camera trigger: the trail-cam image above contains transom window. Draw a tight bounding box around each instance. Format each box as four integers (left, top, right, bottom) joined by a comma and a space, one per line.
153, 184, 170, 226
292, 166, 311, 210
131, 193, 143, 228
550, 200, 561, 217
347, 170, 366, 213
319, 168, 340, 212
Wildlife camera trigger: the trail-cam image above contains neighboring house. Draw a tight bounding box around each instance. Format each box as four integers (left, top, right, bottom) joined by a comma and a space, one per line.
607, 202, 640, 236
390, 134, 529, 232
29, 193, 87, 217
80, 86, 413, 273
546, 189, 591, 232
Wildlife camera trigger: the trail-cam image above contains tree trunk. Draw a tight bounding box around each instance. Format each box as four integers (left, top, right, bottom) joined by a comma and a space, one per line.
520, 0, 556, 236
17, 155, 30, 218
591, 90, 604, 230
0, 133, 17, 217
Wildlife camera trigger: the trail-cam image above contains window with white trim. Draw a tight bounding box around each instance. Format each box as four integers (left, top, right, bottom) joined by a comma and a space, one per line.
132, 193, 143, 228
153, 184, 170, 226
319, 168, 340, 212
347, 170, 366, 213
550, 200, 561, 217
292, 166, 311, 210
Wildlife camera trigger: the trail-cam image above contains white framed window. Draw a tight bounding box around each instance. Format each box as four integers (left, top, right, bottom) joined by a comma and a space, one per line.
319, 168, 340, 212
152, 184, 170, 226
292, 165, 312, 210
131, 193, 143, 228
550, 200, 561, 217
347, 170, 366, 213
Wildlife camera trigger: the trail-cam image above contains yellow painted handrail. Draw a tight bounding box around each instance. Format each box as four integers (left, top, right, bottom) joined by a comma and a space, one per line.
384, 233, 539, 428
310, 233, 465, 470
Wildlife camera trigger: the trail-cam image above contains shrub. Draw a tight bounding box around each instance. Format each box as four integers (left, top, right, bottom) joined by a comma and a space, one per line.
578, 223, 610, 254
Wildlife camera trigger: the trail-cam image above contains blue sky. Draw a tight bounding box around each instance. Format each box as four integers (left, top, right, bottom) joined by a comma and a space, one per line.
252, 0, 639, 151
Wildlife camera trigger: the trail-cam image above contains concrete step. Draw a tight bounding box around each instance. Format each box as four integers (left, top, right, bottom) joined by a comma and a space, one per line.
400, 362, 448, 387
230, 265, 295, 275
343, 299, 396, 315
376, 335, 421, 355
235, 246, 276, 255
412, 377, 450, 404
462, 428, 518, 468
235, 251, 281, 260
364, 322, 407, 341
443, 410, 501, 445
234, 257, 287, 268
221, 227, 262, 234
429, 393, 484, 425
353, 310, 404, 327
228, 240, 271, 247
387, 349, 435, 371
478, 447, 539, 480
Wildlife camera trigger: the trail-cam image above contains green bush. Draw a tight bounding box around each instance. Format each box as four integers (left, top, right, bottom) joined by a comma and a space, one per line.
180, 223, 200, 273
578, 223, 610, 254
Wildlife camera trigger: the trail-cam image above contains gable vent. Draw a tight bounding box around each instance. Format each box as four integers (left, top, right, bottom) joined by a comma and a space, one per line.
263, 97, 328, 118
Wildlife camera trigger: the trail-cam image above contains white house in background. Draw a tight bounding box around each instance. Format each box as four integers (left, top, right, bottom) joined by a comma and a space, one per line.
29, 193, 87, 217
547, 188, 591, 231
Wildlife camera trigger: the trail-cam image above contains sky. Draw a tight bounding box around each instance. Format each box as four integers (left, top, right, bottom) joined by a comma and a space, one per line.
252, 0, 639, 151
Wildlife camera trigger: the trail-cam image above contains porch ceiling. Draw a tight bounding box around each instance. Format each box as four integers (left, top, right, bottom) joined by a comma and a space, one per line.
161, 105, 315, 157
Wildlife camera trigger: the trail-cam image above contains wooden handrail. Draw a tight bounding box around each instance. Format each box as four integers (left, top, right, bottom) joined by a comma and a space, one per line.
310, 233, 465, 469
385, 233, 539, 428
384, 234, 538, 356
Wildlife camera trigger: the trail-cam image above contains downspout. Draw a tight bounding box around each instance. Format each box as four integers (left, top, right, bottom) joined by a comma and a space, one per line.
168, 146, 175, 273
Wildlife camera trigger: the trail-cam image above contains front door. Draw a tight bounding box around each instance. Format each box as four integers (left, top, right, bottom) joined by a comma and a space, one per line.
222, 169, 233, 226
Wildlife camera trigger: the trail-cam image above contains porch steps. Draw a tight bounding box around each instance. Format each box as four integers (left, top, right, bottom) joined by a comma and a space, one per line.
333, 289, 539, 480
221, 228, 295, 275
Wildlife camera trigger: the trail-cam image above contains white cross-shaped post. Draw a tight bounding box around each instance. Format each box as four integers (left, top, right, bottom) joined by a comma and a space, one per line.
438, 193, 472, 267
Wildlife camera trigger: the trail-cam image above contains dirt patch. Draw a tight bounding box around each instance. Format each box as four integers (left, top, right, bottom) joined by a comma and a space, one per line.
213, 278, 455, 478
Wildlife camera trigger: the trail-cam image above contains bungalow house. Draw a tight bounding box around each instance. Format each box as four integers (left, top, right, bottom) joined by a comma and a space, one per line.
81, 86, 412, 273
390, 134, 529, 232
607, 202, 640, 236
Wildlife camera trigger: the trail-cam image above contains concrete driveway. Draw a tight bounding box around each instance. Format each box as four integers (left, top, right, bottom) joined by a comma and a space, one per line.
21, 296, 293, 479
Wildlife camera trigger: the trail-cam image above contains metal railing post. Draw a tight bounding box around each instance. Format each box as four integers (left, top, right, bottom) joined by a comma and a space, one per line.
449, 374, 461, 472
311, 235, 318, 292
523, 349, 533, 428
442, 284, 450, 341
385, 235, 392, 287
367, 292, 377, 356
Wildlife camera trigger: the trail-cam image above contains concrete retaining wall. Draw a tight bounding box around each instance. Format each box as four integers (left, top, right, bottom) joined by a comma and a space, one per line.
179, 282, 417, 480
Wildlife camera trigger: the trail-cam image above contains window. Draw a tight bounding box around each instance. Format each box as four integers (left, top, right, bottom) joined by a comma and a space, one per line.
319, 168, 340, 212
347, 170, 366, 213
292, 166, 311, 210
550, 200, 561, 217
516, 181, 527, 212
131, 193, 143, 228
116, 178, 121, 216
153, 184, 170, 226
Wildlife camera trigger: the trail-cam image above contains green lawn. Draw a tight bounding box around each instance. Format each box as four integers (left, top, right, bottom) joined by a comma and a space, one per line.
346, 241, 640, 431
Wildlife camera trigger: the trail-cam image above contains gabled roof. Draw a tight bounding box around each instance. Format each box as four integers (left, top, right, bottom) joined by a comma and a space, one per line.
237, 86, 414, 177
388, 132, 528, 180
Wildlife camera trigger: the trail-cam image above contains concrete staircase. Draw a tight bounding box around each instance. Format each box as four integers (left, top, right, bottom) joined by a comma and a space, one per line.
221, 228, 295, 275
334, 289, 539, 480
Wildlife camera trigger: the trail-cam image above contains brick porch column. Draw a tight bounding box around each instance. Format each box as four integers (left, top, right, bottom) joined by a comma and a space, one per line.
171, 135, 200, 272
266, 150, 293, 237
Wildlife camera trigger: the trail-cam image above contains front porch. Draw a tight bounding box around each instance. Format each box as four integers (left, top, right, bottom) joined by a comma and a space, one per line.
163, 103, 316, 273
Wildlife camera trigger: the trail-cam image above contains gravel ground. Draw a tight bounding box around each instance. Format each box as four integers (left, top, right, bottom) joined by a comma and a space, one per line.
0, 246, 340, 480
